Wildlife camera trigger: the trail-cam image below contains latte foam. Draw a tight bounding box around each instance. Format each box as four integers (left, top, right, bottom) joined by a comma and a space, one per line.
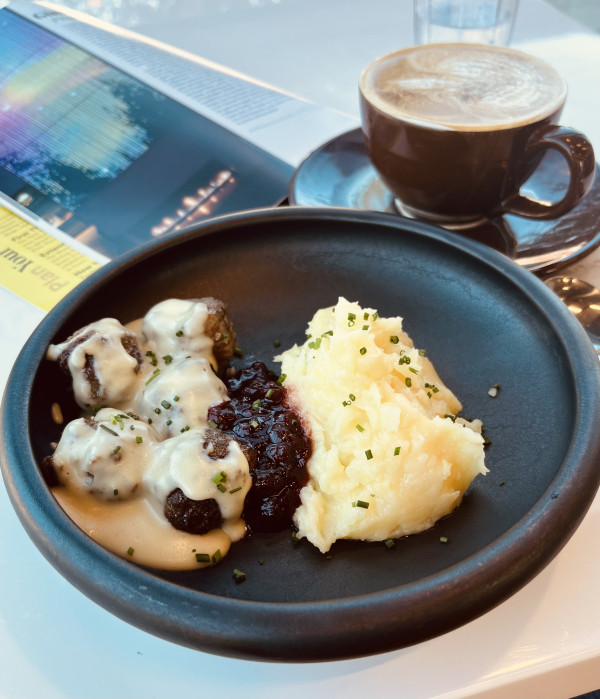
360, 44, 567, 130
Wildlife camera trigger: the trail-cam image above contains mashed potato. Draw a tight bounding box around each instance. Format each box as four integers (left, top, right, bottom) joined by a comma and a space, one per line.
276, 297, 487, 553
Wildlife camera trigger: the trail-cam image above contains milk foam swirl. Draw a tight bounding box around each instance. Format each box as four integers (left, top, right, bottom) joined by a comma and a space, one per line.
361, 44, 566, 130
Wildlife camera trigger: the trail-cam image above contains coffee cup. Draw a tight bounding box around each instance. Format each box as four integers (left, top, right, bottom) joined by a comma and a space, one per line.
359, 43, 595, 225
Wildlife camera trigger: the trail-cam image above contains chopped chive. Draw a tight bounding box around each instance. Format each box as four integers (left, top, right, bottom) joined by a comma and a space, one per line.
365, 449, 373, 460
112, 445, 121, 455
363, 312, 369, 320
291, 531, 300, 545
250, 419, 259, 428
439, 536, 448, 544
207, 420, 218, 429
308, 337, 321, 350
212, 549, 223, 565
212, 471, 227, 485
145, 368, 161, 385
356, 424, 365, 432
216, 483, 227, 493
265, 388, 274, 399
394, 446, 401, 456
233, 568, 247, 583
234, 347, 243, 357
385, 538, 395, 549
173, 395, 180, 402
127, 547, 135, 556
135, 436, 143, 444
148, 418, 153, 424
390, 335, 399, 344
273, 339, 281, 348
229, 486, 242, 494
166, 419, 172, 426
409, 367, 419, 374
154, 407, 161, 414
175, 329, 183, 337
196, 553, 211, 563
100, 424, 118, 437
362, 324, 369, 331
145, 350, 158, 366
349, 393, 356, 401
405, 377, 412, 388
360, 347, 367, 355
352, 499, 370, 509
418, 349, 427, 356
113, 489, 119, 496
252, 399, 262, 409
161, 400, 172, 410
162, 354, 173, 364
277, 374, 287, 386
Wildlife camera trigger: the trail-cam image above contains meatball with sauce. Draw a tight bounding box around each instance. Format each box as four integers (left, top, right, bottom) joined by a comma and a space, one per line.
48, 407, 159, 499
133, 356, 228, 440
47, 319, 145, 409
141, 298, 236, 376
144, 426, 251, 535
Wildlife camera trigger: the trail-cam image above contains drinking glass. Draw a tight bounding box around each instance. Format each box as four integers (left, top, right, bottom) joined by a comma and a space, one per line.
414, 0, 520, 46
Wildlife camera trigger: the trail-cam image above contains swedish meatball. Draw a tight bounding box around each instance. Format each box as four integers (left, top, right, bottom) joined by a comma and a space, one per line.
47, 319, 144, 409
141, 298, 235, 375
49, 407, 158, 499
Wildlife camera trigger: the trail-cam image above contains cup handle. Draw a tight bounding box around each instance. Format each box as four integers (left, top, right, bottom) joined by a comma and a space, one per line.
500, 125, 596, 220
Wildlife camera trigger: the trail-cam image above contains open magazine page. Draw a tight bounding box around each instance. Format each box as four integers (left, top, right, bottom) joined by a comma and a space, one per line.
0, 3, 298, 258
9, 0, 357, 167
0, 0, 356, 282
0, 1, 354, 393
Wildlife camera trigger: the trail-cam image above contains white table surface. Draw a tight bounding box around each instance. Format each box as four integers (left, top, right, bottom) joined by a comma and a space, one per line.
2, 1, 600, 697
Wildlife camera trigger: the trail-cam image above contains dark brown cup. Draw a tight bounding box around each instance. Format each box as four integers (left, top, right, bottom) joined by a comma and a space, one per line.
359, 45, 596, 225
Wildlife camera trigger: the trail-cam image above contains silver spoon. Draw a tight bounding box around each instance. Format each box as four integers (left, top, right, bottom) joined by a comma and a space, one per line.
545, 276, 600, 354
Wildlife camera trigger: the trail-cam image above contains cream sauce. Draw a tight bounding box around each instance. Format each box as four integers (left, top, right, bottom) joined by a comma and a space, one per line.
53, 488, 243, 570
47, 298, 250, 571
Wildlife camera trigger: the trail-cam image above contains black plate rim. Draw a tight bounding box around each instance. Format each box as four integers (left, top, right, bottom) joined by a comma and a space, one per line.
2, 205, 600, 661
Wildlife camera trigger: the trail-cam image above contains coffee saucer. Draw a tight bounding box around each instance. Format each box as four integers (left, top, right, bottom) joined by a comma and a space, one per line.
289, 128, 600, 274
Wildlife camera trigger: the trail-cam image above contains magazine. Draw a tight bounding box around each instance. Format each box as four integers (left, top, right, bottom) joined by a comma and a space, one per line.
0, 0, 355, 385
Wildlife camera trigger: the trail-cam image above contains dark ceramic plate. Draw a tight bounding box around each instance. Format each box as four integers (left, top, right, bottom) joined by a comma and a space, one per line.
2, 207, 600, 662
289, 128, 600, 274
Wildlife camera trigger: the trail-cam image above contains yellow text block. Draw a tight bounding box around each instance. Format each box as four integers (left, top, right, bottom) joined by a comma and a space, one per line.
0, 207, 102, 312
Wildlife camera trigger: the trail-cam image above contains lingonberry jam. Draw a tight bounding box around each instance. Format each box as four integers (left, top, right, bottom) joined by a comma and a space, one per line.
207, 361, 311, 533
